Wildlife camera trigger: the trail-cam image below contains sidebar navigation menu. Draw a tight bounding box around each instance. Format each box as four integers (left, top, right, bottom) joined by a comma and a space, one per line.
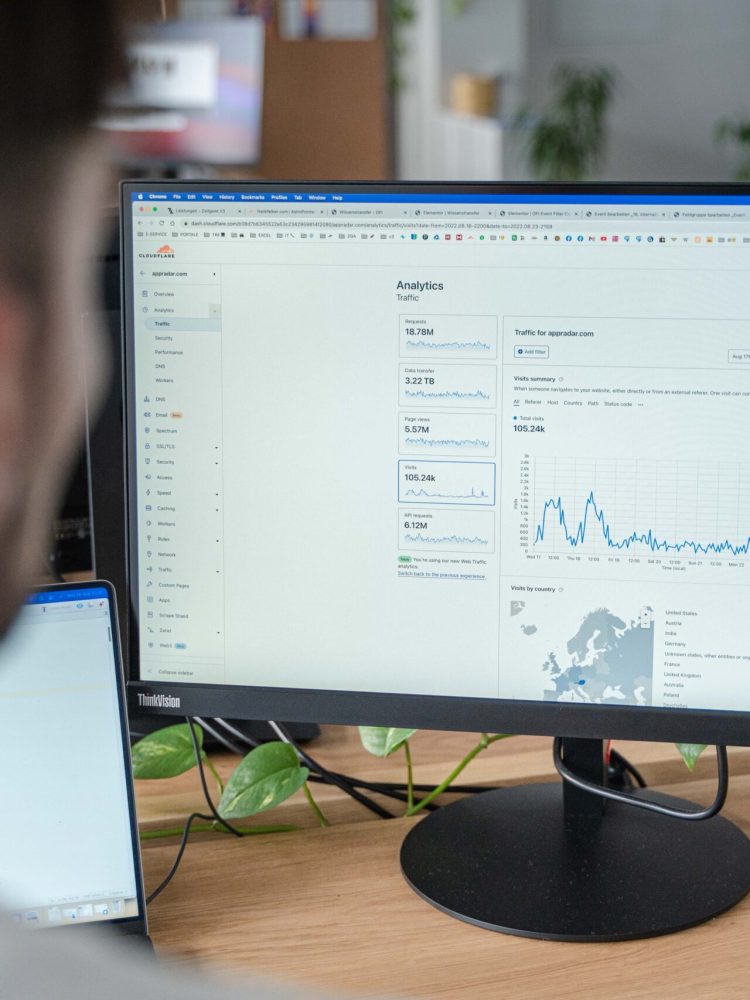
134, 262, 226, 682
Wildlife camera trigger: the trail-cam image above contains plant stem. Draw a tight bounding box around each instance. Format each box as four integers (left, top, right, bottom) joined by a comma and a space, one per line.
404, 741, 414, 812
204, 756, 225, 797
141, 823, 215, 840
140, 822, 297, 840
406, 733, 511, 817
303, 781, 330, 827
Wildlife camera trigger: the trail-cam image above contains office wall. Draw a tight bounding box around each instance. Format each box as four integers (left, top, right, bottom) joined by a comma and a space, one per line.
440, 0, 527, 117
527, 0, 750, 181
396, 0, 527, 180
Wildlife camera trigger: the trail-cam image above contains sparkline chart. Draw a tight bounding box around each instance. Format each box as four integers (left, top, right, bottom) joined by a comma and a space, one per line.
399, 412, 496, 458
404, 339, 492, 353
524, 457, 750, 560
404, 436, 491, 449
399, 313, 497, 360
399, 364, 496, 408
398, 460, 496, 506
399, 508, 495, 552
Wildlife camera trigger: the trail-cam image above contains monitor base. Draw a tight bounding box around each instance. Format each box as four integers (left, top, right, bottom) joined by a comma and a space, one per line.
400, 782, 750, 941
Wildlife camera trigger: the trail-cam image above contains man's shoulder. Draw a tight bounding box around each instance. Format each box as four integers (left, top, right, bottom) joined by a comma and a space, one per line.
0, 920, 323, 1000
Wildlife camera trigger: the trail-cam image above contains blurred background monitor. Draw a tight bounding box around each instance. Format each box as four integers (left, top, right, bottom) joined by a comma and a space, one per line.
98, 17, 264, 169
52, 451, 93, 577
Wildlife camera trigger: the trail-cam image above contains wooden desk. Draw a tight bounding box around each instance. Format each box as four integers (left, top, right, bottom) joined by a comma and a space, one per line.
138, 729, 750, 999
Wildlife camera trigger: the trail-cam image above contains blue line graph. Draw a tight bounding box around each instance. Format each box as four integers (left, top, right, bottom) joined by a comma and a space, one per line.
404, 533, 490, 546
404, 389, 490, 401
535, 490, 750, 556
404, 487, 489, 500
404, 436, 491, 450
405, 340, 492, 352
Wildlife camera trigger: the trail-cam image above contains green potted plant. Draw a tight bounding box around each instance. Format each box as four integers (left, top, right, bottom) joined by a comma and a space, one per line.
523, 64, 616, 182
715, 117, 750, 180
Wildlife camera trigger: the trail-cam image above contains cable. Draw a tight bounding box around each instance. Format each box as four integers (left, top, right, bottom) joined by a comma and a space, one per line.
271, 720, 397, 818
220, 718, 400, 798
220, 718, 405, 811
223, 717, 506, 810
145, 720, 243, 907
150, 724, 672, 907
269, 721, 396, 819
145, 720, 249, 908
553, 738, 728, 821
304, 772, 437, 811
146, 812, 215, 905
327, 774, 441, 810
229, 719, 646, 807
146, 721, 493, 905
215, 717, 263, 750
609, 747, 647, 789
194, 715, 248, 756
221, 717, 435, 811
355, 779, 490, 795
225, 718, 647, 799
185, 717, 243, 837
221, 718, 458, 810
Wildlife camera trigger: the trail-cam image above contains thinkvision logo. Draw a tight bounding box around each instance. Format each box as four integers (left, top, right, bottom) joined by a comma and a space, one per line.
138, 692, 181, 709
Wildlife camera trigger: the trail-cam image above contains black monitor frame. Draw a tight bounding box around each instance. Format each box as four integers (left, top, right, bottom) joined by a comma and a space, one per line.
122, 179, 750, 748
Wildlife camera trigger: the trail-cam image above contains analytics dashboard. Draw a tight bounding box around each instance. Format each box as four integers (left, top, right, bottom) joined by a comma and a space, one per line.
126, 188, 750, 712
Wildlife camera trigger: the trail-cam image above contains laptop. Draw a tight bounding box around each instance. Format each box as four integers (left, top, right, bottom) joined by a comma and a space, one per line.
0, 580, 151, 945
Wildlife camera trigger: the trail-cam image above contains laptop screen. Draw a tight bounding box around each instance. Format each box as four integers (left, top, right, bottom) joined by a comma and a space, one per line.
0, 585, 143, 929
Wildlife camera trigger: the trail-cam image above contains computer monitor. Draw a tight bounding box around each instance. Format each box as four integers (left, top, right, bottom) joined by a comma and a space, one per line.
99, 18, 264, 168
122, 180, 750, 940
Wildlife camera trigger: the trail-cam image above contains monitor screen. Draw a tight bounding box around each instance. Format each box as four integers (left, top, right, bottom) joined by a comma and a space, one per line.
123, 183, 750, 739
0, 586, 142, 928
100, 19, 264, 167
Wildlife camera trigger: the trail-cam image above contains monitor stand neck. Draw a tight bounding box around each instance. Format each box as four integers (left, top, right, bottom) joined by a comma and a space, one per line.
400, 735, 750, 941
560, 736, 605, 824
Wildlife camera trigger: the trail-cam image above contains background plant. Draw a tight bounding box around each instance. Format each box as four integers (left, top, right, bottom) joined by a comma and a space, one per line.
715, 118, 750, 180
389, 0, 416, 91
521, 64, 616, 182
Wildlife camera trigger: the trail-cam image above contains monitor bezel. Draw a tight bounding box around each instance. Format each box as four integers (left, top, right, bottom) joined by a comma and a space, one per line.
122, 178, 750, 748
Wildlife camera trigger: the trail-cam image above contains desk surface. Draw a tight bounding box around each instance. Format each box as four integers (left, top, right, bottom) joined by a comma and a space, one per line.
138, 729, 750, 999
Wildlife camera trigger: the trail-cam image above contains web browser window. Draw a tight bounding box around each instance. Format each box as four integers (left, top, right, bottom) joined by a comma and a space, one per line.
128, 189, 750, 711
0, 589, 139, 928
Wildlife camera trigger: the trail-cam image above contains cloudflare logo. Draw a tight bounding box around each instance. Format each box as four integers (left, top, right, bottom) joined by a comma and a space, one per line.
138, 244, 176, 259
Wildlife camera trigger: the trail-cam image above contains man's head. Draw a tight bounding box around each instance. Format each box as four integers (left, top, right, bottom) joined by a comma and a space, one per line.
0, 2, 121, 633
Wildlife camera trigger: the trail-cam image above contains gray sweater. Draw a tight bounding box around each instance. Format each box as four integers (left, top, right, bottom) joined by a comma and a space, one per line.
0, 922, 331, 1000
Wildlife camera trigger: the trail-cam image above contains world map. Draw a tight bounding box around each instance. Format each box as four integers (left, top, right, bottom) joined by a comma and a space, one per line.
539, 606, 654, 705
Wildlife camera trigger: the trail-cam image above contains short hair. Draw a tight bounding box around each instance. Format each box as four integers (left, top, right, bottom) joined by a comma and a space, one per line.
0, 1, 123, 293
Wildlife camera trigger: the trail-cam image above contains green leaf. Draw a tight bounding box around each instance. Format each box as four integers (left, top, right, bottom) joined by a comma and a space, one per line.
218, 742, 308, 819
676, 743, 707, 771
358, 726, 417, 758
131, 723, 204, 779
